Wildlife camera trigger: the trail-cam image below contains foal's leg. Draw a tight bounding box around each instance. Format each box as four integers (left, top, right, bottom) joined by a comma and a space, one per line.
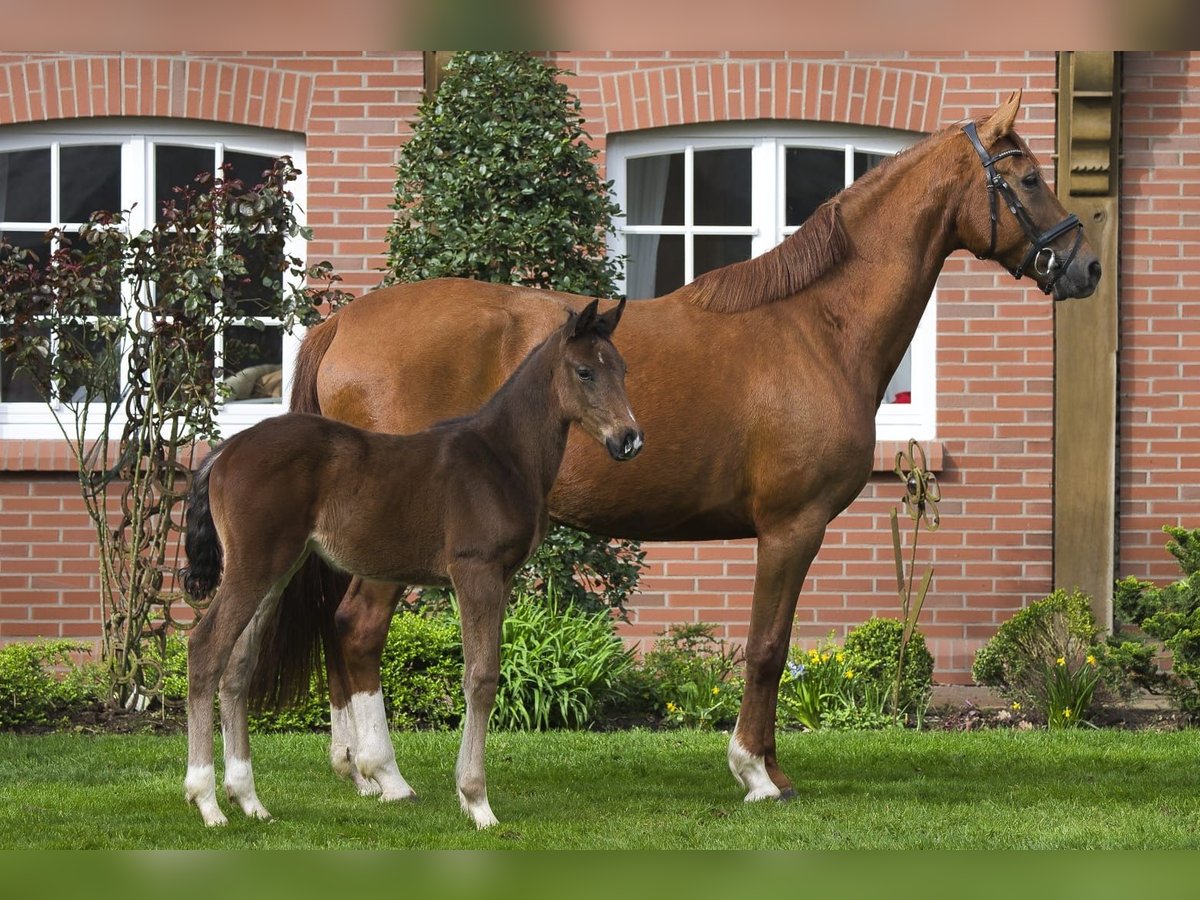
335, 578, 416, 801
728, 522, 826, 802
451, 563, 508, 829
185, 570, 277, 827
217, 594, 284, 820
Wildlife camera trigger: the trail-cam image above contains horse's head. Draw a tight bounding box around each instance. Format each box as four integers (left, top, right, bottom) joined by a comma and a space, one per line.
556, 298, 643, 462
957, 90, 1102, 301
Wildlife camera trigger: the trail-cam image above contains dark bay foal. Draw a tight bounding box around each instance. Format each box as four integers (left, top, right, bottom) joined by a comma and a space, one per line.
180, 298, 640, 828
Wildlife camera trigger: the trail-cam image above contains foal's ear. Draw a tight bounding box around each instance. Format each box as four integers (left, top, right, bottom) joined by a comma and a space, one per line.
593, 297, 626, 338
570, 299, 600, 338
979, 89, 1022, 145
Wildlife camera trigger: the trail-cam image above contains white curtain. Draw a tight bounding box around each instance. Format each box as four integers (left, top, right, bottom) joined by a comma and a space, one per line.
625, 154, 670, 300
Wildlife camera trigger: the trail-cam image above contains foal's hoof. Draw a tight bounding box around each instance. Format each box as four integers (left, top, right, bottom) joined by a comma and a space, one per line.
776, 787, 797, 802
380, 788, 418, 803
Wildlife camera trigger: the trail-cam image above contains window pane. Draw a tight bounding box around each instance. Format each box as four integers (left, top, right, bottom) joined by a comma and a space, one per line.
854, 150, 889, 181
0, 230, 53, 271
0, 324, 48, 402
225, 233, 285, 317
223, 325, 283, 402
694, 148, 751, 226
224, 151, 276, 191
0, 148, 50, 222
156, 145, 216, 216
57, 323, 121, 404
884, 346, 912, 404
785, 147, 844, 226
694, 234, 751, 278
60, 145, 122, 223
627, 153, 683, 226
625, 233, 682, 299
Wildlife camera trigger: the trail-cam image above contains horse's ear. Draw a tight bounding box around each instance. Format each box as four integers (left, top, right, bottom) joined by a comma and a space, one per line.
594, 297, 626, 338
571, 299, 600, 338
979, 89, 1022, 145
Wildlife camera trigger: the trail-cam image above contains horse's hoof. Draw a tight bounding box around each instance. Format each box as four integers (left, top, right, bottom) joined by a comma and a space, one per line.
776, 787, 797, 802
380, 789, 418, 803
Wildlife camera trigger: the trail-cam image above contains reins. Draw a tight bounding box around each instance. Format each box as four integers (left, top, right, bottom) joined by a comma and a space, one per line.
961, 121, 1084, 295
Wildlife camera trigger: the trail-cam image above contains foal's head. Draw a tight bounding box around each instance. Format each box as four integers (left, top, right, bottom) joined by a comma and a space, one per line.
554, 298, 643, 461
955, 90, 1102, 301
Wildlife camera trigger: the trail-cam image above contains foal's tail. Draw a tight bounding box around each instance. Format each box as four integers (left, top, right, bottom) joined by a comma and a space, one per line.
181, 449, 224, 598
246, 309, 351, 711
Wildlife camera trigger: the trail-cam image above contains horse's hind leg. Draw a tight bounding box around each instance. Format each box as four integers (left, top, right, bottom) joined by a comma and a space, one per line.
335, 578, 416, 801
185, 568, 277, 827
217, 590, 286, 821
451, 563, 507, 829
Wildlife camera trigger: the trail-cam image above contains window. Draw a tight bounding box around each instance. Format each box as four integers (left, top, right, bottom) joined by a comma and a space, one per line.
0, 120, 305, 440
608, 123, 935, 440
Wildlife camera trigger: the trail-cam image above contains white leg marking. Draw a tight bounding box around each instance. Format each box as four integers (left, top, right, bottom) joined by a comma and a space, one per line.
349, 691, 416, 802
455, 703, 498, 829
185, 764, 228, 827
331, 702, 380, 795
728, 731, 782, 802
223, 756, 272, 820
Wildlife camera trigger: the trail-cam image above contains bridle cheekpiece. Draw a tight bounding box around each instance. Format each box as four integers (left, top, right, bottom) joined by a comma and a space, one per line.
961, 121, 1084, 296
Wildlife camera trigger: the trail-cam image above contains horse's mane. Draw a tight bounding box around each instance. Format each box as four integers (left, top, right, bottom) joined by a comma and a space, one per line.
676, 199, 849, 314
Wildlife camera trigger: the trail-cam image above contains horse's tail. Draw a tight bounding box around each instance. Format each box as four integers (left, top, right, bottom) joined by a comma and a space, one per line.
248, 310, 350, 711
290, 312, 339, 414
181, 449, 224, 598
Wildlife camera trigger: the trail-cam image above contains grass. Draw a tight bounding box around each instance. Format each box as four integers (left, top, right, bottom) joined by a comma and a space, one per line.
2, 727, 1200, 849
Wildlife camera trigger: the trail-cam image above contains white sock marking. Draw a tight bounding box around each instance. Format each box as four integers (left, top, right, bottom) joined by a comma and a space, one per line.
728, 732, 782, 802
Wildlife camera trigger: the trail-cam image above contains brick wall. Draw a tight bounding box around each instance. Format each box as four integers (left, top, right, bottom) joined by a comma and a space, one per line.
1, 51, 1196, 685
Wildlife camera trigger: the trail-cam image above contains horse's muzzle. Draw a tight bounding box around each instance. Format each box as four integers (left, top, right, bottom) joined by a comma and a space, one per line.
607, 428, 644, 461
1053, 256, 1102, 301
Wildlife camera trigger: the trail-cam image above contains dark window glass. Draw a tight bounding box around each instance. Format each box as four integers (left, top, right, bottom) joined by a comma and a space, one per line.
0, 324, 48, 402
694, 148, 751, 226
57, 323, 121, 404
785, 147, 844, 226
854, 150, 889, 181
60, 145, 122, 223
155, 145, 215, 217
627, 153, 683, 226
225, 232, 285, 316
694, 235, 752, 278
0, 149, 51, 222
224, 151, 276, 192
625, 233, 683, 299
0, 230, 53, 271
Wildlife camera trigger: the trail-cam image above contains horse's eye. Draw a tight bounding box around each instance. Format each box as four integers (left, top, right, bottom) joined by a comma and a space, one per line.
576, 366, 594, 382
1021, 172, 1039, 189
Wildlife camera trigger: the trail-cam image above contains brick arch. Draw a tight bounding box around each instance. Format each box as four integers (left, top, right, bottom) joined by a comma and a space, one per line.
0, 57, 313, 132
598, 61, 944, 135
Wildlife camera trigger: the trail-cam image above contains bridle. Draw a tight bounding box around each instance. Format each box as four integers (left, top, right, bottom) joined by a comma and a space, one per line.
962, 121, 1084, 296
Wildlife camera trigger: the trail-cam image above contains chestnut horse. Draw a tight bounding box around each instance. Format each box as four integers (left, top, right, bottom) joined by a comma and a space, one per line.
181, 299, 640, 828
279, 92, 1101, 807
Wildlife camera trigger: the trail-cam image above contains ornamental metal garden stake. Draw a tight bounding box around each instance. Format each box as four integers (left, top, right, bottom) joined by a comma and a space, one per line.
891, 439, 940, 724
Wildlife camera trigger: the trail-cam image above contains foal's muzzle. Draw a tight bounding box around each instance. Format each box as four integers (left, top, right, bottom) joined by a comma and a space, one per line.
607, 428, 644, 461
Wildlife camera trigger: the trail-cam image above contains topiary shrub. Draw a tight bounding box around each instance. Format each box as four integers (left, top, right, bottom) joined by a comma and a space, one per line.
0, 640, 103, 728
843, 616, 935, 722
384, 50, 641, 617
1114, 525, 1200, 717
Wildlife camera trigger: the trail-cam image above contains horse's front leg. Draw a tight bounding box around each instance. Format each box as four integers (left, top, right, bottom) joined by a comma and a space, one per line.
450, 562, 508, 829
333, 577, 416, 801
729, 520, 827, 802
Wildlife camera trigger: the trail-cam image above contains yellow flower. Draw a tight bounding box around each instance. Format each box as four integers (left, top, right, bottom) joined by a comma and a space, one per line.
836, 652, 845, 664
1056, 656, 1066, 667
1011, 701, 1021, 711
1063, 708, 1072, 719
711, 686, 720, 696
808, 649, 820, 662
822, 653, 831, 662
666, 702, 677, 713
1086, 654, 1097, 666
845, 669, 855, 679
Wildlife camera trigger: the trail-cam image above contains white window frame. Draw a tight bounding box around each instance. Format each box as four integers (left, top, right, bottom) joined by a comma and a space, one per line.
608, 123, 936, 441
0, 118, 306, 441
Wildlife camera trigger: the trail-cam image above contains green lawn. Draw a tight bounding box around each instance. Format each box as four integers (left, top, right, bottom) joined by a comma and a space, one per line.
2, 728, 1199, 849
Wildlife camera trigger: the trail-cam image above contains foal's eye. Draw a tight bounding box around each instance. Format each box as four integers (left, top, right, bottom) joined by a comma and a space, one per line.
576, 366, 594, 382
1021, 172, 1040, 189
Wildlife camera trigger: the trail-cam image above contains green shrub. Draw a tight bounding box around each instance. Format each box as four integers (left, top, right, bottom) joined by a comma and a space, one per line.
383, 49, 641, 618
973, 589, 1108, 727
380, 611, 463, 730
843, 616, 935, 721
1114, 525, 1200, 717
638, 623, 743, 729
0, 640, 101, 728
492, 591, 633, 731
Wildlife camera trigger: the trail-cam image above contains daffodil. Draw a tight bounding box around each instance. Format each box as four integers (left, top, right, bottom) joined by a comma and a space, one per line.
666, 702, 677, 713
822, 653, 831, 662
836, 652, 845, 664
1086, 653, 1097, 666
1011, 701, 1021, 711
711, 686, 720, 696
845, 669, 855, 680
1056, 656, 1066, 667
1063, 707, 1072, 719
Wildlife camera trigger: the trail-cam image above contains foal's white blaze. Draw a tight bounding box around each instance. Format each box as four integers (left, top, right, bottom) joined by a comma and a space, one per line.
349, 690, 416, 801
223, 756, 271, 820
185, 764, 228, 827
728, 731, 782, 802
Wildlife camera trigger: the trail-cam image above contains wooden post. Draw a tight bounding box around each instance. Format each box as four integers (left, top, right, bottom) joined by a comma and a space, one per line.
1053, 51, 1122, 630
423, 51, 456, 101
